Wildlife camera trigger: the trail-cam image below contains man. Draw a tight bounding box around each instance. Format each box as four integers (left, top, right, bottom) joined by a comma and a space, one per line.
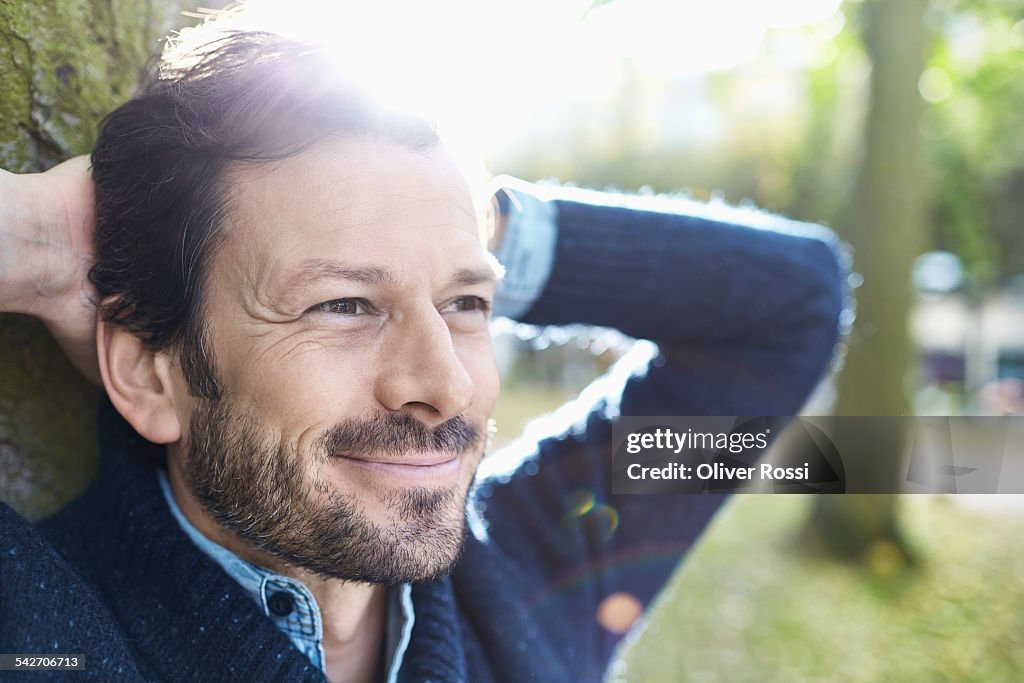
0, 28, 846, 683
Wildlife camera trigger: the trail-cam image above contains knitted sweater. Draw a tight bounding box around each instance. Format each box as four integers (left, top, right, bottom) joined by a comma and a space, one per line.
0, 191, 845, 682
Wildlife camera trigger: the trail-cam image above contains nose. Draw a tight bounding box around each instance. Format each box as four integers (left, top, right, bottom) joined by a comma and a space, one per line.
374, 307, 474, 427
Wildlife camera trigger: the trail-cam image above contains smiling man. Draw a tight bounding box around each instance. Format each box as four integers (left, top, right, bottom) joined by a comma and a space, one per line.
152, 138, 497, 585
0, 28, 846, 683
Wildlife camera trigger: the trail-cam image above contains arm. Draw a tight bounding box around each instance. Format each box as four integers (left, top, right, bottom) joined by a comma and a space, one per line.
0, 157, 99, 382
493, 180, 847, 415
476, 179, 848, 675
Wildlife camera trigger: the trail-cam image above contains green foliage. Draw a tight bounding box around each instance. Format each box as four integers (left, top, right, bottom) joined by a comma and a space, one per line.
494, 1, 1023, 286
924, 3, 1024, 284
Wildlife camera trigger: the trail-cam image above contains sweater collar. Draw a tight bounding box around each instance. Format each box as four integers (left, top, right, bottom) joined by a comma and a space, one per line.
78, 399, 327, 682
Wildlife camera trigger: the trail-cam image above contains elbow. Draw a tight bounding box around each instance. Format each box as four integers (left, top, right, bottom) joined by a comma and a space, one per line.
794, 230, 854, 380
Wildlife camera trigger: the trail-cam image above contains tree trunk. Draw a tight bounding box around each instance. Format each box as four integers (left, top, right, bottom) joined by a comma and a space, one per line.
0, 0, 199, 520
807, 0, 929, 565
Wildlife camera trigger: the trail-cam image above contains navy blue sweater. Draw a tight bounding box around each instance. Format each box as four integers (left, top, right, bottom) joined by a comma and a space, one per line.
0, 193, 845, 681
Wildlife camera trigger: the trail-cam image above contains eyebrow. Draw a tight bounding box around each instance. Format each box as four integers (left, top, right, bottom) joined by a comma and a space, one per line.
450, 267, 500, 287
282, 259, 498, 292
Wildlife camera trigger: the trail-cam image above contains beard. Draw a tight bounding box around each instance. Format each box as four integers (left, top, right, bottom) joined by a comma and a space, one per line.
182, 396, 481, 584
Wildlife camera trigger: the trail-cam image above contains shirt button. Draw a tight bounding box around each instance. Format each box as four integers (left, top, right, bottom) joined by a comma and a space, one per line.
267, 591, 294, 618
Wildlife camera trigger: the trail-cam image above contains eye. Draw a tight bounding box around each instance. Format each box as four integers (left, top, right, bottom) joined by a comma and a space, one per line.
307, 298, 368, 316
443, 296, 491, 314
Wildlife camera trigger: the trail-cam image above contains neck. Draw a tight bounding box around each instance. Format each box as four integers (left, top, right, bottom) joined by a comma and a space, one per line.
166, 461, 385, 683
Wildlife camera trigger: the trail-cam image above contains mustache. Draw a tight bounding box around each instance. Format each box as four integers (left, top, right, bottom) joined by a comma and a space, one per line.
317, 412, 479, 459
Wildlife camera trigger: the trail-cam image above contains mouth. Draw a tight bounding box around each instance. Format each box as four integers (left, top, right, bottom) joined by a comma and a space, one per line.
333, 452, 462, 480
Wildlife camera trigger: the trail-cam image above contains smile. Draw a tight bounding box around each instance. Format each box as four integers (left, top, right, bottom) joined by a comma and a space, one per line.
334, 453, 462, 480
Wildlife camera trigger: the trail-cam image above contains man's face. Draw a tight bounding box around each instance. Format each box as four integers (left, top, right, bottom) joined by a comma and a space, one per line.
169, 137, 501, 584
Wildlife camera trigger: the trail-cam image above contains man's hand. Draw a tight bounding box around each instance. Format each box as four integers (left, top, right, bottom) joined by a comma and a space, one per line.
0, 156, 100, 383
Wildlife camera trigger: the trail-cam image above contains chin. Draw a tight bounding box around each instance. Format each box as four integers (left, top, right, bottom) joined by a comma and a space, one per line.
271, 480, 471, 584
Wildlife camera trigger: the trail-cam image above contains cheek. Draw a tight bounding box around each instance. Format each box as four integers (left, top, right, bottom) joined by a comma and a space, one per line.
458, 336, 500, 417
227, 344, 376, 434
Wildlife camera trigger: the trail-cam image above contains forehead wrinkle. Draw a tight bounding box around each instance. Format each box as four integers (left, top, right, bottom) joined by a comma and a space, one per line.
283, 259, 404, 293
391, 191, 478, 217
380, 191, 481, 233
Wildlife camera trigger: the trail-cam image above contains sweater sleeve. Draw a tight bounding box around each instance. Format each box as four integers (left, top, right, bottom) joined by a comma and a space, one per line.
474, 182, 849, 678
0, 501, 147, 680
515, 186, 848, 415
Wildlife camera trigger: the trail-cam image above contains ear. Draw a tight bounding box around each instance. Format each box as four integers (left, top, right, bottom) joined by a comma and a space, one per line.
97, 318, 183, 444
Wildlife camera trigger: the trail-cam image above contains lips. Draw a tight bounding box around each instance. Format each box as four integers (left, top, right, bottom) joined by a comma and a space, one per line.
335, 451, 459, 467
332, 453, 462, 483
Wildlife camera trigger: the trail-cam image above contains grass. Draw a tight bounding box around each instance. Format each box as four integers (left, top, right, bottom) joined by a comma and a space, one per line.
611, 495, 1024, 683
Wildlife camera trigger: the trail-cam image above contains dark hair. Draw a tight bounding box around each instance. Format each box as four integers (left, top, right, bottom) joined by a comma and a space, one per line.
89, 30, 439, 400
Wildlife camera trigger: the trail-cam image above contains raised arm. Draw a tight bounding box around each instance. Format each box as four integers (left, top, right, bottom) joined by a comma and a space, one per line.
471, 179, 848, 678
0, 157, 99, 382
493, 179, 848, 416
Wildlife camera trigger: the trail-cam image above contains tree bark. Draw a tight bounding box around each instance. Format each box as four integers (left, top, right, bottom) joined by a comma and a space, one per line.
0, 0, 199, 520
808, 0, 929, 564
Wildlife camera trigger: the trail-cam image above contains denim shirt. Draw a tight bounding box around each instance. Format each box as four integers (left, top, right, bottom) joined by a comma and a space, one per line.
157, 471, 415, 681
489, 176, 558, 320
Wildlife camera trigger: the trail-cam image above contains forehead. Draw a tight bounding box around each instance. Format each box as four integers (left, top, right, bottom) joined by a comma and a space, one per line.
218, 137, 488, 293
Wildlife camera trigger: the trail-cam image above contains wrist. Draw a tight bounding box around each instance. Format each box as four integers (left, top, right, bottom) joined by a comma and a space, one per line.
0, 170, 45, 313
0, 168, 86, 319
488, 178, 558, 320
488, 188, 511, 253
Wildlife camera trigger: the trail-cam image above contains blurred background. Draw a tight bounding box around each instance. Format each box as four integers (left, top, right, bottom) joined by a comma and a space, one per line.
477, 2, 1024, 680
477, 2, 1024, 679
471, 0, 1024, 435
1, 0, 1022, 680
